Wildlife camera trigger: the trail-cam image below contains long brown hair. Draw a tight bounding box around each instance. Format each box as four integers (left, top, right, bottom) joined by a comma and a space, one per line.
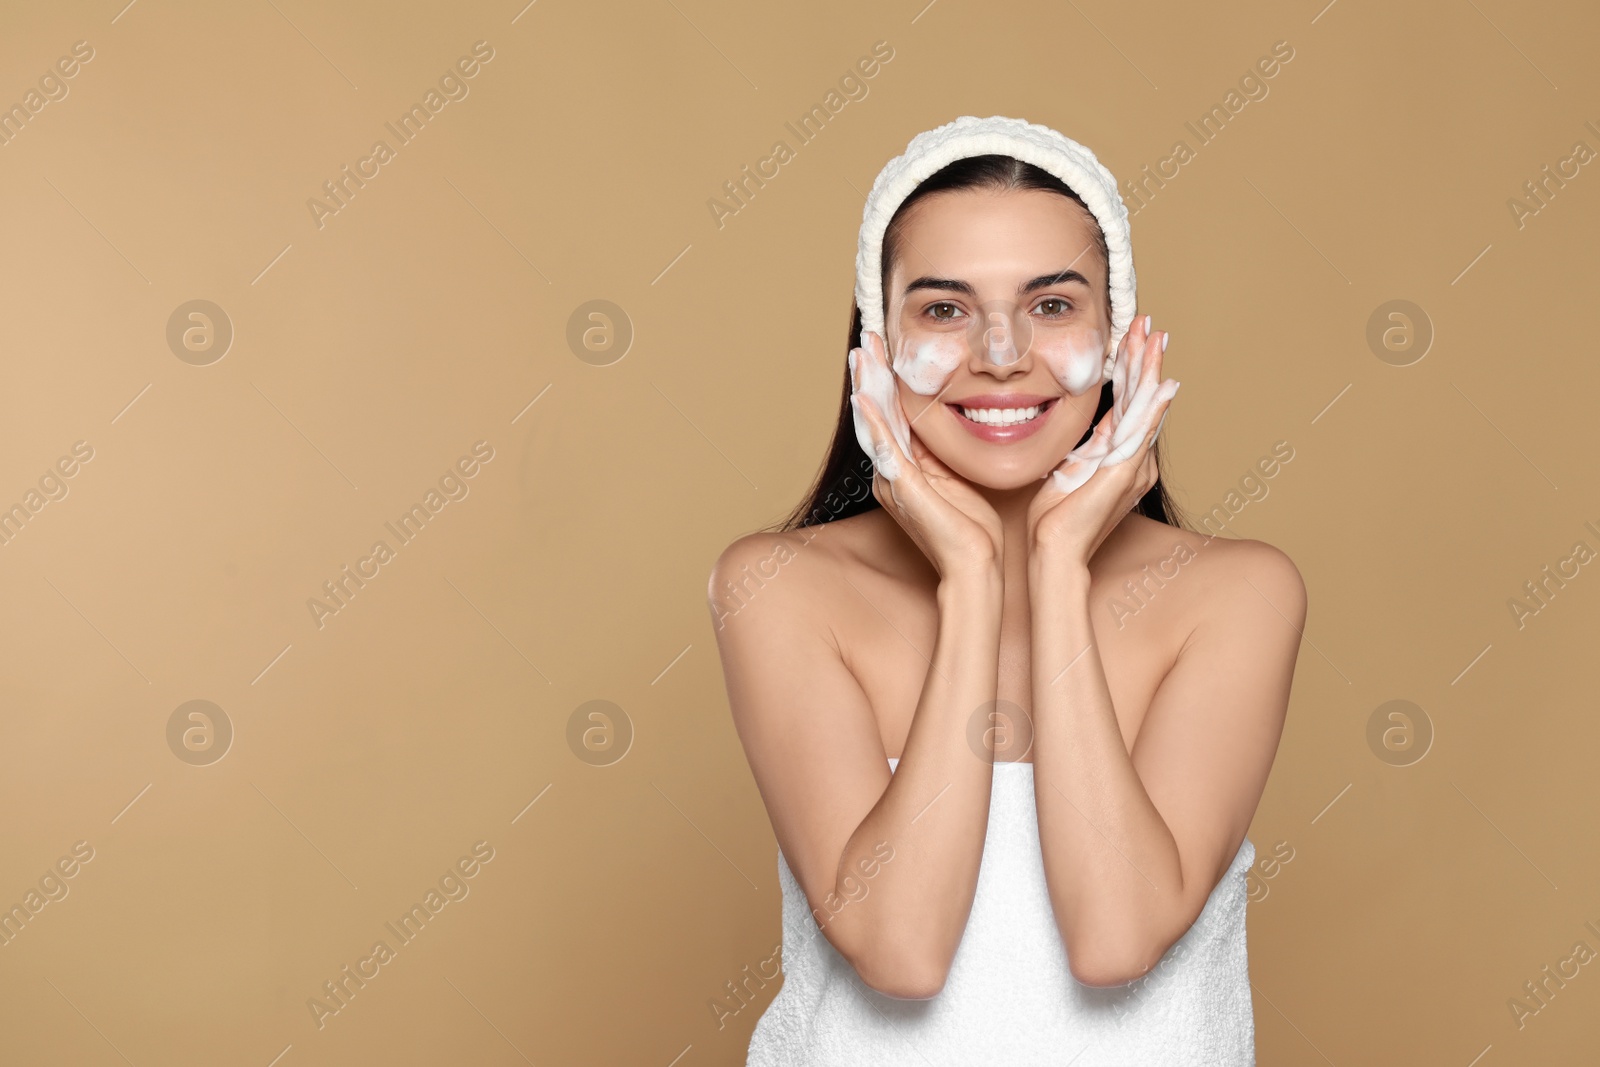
773, 153, 1188, 533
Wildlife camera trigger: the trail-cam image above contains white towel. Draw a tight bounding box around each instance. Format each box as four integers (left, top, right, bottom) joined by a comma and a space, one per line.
747, 760, 1256, 1065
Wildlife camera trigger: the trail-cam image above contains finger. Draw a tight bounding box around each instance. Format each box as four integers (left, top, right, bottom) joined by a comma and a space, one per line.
852, 339, 897, 464
851, 390, 910, 483
1151, 401, 1171, 443
1107, 377, 1175, 463
848, 346, 884, 482
1045, 410, 1111, 489
1050, 451, 1102, 496
1111, 326, 1131, 422
1144, 328, 1168, 393
855, 391, 953, 525
1130, 320, 1165, 405
1044, 416, 1112, 497
1047, 359, 1171, 509
1104, 380, 1179, 466
863, 331, 914, 461
1110, 379, 1157, 451
1110, 319, 1134, 420
1066, 407, 1114, 469
1116, 314, 1151, 421
1108, 346, 1168, 452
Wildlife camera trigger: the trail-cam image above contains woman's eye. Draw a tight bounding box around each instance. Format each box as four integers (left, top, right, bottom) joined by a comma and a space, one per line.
926, 302, 965, 322
1034, 298, 1073, 318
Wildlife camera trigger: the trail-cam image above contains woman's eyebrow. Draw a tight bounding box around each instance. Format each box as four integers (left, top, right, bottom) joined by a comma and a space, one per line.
1019, 268, 1092, 293
902, 275, 975, 298
902, 268, 1092, 299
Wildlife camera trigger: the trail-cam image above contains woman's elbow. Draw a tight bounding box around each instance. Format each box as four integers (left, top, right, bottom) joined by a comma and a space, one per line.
855, 959, 949, 1000
1066, 934, 1171, 988
1068, 955, 1146, 989
846, 940, 952, 1000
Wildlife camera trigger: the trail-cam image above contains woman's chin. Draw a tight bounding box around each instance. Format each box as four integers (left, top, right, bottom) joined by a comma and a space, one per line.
926, 446, 1070, 493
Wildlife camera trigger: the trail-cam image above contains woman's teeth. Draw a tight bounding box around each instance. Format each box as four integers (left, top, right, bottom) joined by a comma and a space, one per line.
959, 404, 1043, 426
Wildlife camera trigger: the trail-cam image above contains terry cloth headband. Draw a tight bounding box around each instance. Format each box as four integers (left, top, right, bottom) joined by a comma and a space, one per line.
854, 114, 1136, 380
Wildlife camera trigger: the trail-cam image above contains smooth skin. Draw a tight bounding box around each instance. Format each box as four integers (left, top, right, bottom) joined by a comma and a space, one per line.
709, 187, 1306, 998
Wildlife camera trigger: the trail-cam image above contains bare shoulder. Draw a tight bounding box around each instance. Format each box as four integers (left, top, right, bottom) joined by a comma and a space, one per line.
707, 512, 906, 774
707, 509, 909, 630
1100, 516, 1307, 635
1191, 528, 1307, 623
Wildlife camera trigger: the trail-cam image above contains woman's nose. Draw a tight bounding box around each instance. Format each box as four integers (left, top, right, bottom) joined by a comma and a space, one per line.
969, 305, 1032, 375
981, 310, 1020, 365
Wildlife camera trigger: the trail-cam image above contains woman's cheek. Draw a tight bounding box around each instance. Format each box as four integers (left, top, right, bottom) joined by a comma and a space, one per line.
893, 335, 965, 396
1041, 331, 1107, 396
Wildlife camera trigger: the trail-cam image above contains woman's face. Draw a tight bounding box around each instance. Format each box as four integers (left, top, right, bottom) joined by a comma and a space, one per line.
881, 187, 1113, 491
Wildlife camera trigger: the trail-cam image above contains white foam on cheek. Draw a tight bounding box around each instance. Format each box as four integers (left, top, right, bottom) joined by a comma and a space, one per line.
1042, 331, 1108, 396
893, 335, 965, 396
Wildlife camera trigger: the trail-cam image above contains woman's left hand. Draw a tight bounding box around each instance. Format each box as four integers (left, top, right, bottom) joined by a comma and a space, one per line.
1026, 315, 1180, 572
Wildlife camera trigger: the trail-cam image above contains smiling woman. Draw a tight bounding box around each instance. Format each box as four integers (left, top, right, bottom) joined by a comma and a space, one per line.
788, 145, 1183, 530
709, 115, 1306, 1065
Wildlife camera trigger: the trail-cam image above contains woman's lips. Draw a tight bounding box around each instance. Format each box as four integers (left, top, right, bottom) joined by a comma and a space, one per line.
947, 395, 1057, 443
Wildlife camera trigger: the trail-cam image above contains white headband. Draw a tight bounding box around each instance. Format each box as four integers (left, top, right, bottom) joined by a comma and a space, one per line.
854, 114, 1136, 379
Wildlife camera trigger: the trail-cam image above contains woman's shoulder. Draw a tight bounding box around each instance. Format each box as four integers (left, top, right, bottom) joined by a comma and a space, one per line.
1106, 515, 1307, 623
707, 510, 904, 626
710, 509, 888, 575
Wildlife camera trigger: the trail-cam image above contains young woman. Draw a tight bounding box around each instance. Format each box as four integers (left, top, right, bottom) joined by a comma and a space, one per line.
709, 116, 1306, 1065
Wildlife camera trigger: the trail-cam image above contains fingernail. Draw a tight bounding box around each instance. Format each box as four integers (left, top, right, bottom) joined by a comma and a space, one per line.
1160, 332, 1168, 352
1143, 314, 1152, 333
848, 349, 857, 375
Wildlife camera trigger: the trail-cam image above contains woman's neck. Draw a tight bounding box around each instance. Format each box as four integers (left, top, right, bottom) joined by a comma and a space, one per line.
981, 479, 1048, 568
974, 481, 1054, 612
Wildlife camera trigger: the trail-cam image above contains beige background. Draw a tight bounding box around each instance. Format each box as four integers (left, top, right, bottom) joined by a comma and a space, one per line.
1, 0, 1596, 1063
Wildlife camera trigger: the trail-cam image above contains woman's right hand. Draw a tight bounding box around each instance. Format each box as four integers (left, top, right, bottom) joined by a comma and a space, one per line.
851, 330, 1004, 578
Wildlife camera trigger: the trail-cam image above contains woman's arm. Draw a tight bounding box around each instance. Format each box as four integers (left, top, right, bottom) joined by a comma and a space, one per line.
1021, 315, 1304, 986
709, 331, 1012, 999
1028, 541, 1305, 986
710, 534, 1002, 999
